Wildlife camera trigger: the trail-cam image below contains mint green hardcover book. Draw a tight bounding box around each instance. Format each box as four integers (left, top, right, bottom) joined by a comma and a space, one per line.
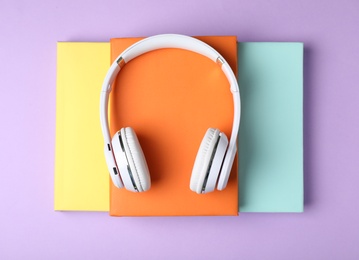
238, 43, 303, 212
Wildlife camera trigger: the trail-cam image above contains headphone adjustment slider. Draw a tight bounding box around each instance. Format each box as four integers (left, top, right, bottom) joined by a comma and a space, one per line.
117, 57, 126, 69
216, 56, 224, 67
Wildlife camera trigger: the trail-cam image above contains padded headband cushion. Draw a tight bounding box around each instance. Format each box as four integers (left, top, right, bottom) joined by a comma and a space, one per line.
120, 127, 151, 192
190, 128, 220, 194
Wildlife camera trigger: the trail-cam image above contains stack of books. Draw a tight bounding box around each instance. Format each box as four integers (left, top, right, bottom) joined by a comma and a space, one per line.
55, 36, 303, 216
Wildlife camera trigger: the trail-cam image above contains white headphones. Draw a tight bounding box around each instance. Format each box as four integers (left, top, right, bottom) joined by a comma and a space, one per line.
100, 34, 241, 194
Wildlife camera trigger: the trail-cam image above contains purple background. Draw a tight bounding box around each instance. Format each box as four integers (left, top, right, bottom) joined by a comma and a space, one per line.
1, 0, 359, 259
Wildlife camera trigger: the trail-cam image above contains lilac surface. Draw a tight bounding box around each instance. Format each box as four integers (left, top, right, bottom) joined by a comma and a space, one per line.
1, 0, 359, 259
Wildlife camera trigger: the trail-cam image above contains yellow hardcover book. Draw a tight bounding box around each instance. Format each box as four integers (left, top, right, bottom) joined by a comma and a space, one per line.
54, 42, 110, 211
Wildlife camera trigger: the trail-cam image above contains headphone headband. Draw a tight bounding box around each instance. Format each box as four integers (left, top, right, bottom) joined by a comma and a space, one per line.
100, 34, 241, 190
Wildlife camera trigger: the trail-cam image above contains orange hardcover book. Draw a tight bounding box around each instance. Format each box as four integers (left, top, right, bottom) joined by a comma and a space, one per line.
109, 36, 238, 216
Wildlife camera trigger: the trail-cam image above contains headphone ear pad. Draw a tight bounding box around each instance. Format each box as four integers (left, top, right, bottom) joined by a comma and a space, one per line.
190, 128, 227, 194
113, 127, 151, 192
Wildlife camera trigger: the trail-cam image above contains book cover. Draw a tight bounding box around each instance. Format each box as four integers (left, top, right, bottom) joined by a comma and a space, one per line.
109, 36, 239, 216
54, 42, 110, 211
238, 43, 304, 212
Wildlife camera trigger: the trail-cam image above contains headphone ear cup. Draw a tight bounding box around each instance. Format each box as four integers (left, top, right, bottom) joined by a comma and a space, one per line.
112, 127, 151, 192
190, 128, 228, 194
121, 127, 151, 192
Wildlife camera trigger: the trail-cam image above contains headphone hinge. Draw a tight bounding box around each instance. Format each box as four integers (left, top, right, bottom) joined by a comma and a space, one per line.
116, 57, 126, 69
216, 56, 224, 66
